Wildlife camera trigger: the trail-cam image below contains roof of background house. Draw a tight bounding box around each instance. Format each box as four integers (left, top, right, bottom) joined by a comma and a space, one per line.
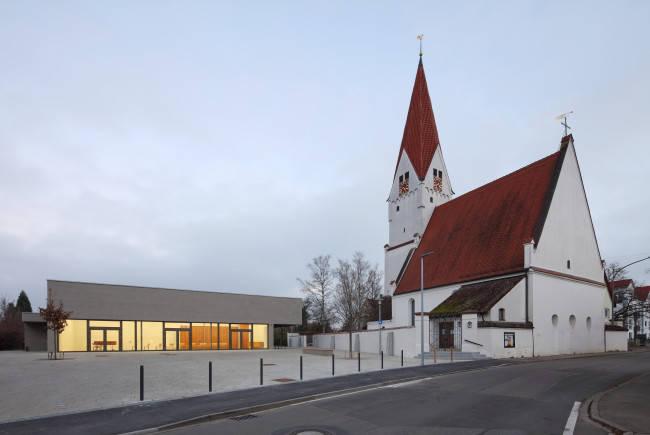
429, 276, 524, 318
394, 138, 570, 296
608, 279, 633, 290
393, 58, 440, 181
635, 286, 650, 302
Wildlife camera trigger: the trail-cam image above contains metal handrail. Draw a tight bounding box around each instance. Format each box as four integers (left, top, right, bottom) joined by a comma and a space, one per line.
463, 339, 483, 347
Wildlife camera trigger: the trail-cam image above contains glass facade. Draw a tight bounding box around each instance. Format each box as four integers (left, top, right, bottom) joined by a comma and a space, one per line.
57, 320, 270, 352
58, 319, 88, 351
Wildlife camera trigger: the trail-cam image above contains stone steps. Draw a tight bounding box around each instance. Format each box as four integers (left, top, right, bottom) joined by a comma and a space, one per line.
417, 350, 489, 360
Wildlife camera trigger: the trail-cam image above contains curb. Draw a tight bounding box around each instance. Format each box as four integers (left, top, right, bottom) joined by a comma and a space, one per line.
586, 374, 642, 435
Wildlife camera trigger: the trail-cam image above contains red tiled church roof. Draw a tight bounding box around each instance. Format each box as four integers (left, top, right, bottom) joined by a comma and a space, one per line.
394, 58, 440, 181
394, 143, 568, 295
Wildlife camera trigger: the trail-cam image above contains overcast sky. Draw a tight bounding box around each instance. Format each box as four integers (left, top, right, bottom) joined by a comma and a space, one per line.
1, 1, 649, 308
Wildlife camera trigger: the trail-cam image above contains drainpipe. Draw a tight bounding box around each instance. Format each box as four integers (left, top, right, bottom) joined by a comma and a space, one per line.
523, 242, 533, 356
523, 242, 534, 324
525, 271, 529, 323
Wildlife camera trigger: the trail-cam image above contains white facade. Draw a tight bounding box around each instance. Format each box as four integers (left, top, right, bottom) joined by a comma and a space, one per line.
385, 137, 618, 358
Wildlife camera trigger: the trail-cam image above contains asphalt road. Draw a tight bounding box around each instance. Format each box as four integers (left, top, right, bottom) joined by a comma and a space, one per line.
166, 352, 650, 435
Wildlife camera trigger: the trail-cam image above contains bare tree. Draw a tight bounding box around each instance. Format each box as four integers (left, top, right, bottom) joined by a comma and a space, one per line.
333, 251, 381, 353
366, 263, 383, 300
605, 261, 648, 330
39, 295, 72, 359
605, 261, 630, 284
298, 254, 335, 332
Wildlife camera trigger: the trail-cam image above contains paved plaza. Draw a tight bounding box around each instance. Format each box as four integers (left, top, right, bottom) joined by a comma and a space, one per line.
0, 348, 425, 422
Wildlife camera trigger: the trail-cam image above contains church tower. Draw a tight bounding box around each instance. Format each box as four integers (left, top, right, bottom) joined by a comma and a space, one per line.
384, 56, 453, 296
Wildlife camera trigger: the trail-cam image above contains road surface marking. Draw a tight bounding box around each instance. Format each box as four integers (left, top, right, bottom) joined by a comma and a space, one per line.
564, 401, 580, 433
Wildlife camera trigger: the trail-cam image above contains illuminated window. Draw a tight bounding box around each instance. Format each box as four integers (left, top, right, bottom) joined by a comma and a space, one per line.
58, 320, 88, 352
89, 320, 121, 327
122, 321, 136, 351
219, 324, 230, 349
192, 323, 210, 350
142, 322, 163, 351
253, 324, 268, 349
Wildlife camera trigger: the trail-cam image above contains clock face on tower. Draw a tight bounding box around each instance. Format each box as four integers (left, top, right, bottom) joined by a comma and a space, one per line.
399, 179, 409, 196
433, 176, 442, 192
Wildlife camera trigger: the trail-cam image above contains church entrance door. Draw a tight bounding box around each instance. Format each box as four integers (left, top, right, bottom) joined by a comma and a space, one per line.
439, 321, 454, 349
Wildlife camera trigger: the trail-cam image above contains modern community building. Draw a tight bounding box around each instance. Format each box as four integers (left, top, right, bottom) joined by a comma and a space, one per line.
23, 280, 301, 353
311, 54, 627, 358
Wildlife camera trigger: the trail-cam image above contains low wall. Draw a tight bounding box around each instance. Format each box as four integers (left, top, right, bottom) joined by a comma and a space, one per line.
477, 327, 533, 358
310, 326, 417, 358
605, 330, 628, 352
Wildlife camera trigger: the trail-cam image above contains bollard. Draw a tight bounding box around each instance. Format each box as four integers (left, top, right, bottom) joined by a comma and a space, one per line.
451, 347, 453, 362
358, 351, 360, 372
401, 350, 403, 367
381, 351, 384, 369
260, 358, 263, 385
139, 365, 144, 401
332, 354, 334, 376
209, 361, 212, 392
300, 356, 303, 380
434, 347, 436, 364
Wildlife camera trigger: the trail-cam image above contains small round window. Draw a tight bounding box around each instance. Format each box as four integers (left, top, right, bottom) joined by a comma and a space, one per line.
552, 314, 558, 326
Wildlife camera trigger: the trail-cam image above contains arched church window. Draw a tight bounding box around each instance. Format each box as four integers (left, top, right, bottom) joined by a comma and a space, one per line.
409, 299, 415, 326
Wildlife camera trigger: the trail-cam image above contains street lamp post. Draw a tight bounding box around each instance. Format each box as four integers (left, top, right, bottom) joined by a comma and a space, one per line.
378, 296, 382, 355
420, 252, 434, 367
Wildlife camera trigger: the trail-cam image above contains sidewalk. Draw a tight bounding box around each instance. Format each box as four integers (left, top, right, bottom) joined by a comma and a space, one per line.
588, 370, 650, 434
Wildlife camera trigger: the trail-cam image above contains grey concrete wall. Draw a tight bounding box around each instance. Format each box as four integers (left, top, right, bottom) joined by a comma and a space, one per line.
47, 280, 301, 325
22, 313, 48, 351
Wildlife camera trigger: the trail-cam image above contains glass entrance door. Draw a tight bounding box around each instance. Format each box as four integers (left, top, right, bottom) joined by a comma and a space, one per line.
164, 328, 191, 350
230, 330, 252, 350
90, 328, 121, 351
165, 330, 177, 350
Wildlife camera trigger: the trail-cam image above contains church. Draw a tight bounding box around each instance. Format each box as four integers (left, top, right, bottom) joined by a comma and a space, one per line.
382, 55, 626, 358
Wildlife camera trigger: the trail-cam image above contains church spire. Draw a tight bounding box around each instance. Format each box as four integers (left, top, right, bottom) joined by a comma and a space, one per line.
393, 57, 441, 181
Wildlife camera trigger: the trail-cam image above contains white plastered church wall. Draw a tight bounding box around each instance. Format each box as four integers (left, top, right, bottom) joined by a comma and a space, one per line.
531, 140, 604, 283
528, 140, 608, 355
530, 272, 605, 355
487, 280, 527, 323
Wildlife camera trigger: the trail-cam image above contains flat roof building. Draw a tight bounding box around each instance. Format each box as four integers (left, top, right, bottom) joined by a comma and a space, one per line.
23, 280, 301, 353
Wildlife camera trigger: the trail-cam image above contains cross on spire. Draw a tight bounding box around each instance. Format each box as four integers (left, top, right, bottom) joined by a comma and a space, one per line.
556, 111, 573, 136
